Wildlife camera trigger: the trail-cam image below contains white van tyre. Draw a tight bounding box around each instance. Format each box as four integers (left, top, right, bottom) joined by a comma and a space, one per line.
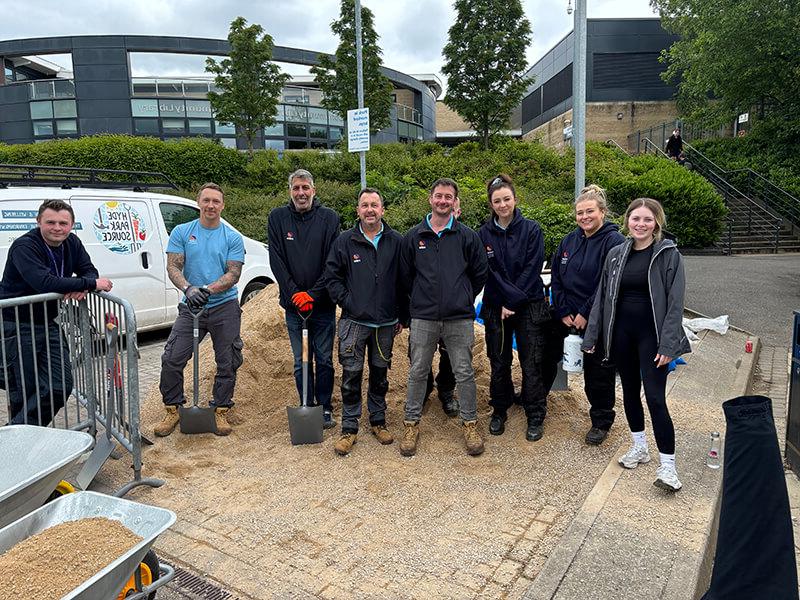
241, 280, 269, 305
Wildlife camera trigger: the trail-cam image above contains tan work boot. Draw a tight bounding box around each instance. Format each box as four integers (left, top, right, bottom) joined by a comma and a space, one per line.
399, 421, 419, 456
463, 420, 485, 456
334, 433, 357, 455
371, 424, 394, 445
214, 407, 232, 436
153, 405, 180, 437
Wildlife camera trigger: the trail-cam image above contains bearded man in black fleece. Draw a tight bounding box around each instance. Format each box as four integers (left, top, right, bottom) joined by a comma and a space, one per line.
268, 169, 341, 429
0, 199, 113, 425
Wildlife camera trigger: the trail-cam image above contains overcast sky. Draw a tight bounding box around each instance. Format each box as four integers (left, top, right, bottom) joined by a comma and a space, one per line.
2, 0, 658, 87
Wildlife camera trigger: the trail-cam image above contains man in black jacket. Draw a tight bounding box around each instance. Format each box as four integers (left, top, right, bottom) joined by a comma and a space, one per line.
324, 188, 405, 455
268, 169, 340, 428
0, 200, 113, 425
399, 178, 488, 457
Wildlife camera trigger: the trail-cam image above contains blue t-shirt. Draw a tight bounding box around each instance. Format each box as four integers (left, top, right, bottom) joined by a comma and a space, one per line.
166, 219, 245, 308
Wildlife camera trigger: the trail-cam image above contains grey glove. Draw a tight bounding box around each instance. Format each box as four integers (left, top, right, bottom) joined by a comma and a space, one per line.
184, 285, 211, 309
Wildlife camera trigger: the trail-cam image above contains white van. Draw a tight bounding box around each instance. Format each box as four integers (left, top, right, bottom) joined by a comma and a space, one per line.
0, 182, 273, 332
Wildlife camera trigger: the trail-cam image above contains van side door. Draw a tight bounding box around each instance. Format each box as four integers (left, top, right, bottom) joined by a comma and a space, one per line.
69, 196, 167, 329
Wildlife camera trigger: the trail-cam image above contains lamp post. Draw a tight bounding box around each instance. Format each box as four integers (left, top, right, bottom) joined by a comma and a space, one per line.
571, 0, 587, 197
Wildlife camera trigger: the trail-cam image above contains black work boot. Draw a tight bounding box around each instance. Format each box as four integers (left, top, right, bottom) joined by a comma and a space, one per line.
489, 410, 507, 436
439, 389, 459, 417
526, 416, 544, 442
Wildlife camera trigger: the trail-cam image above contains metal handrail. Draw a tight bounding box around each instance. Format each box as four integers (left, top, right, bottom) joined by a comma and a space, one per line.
727, 168, 800, 227
642, 138, 671, 159
604, 139, 629, 155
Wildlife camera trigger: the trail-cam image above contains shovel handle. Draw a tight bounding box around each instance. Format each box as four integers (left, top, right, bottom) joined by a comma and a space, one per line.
192, 309, 203, 408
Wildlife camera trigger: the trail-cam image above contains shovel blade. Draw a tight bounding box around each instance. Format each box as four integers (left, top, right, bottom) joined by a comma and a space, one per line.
76, 435, 116, 490
179, 405, 218, 435
287, 405, 324, 445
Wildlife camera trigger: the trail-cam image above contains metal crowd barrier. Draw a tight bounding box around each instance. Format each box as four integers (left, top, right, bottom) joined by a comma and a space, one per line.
0, 291, 163, 496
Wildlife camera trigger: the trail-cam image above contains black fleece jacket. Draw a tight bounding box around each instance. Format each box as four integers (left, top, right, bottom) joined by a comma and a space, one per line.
400, 216, 488, 322
268, 199, 340, 311
324, 221, 407, 324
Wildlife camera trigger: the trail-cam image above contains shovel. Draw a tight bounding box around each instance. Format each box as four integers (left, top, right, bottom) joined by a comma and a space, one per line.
179, 307, 217, 434
287, 309, 323, 445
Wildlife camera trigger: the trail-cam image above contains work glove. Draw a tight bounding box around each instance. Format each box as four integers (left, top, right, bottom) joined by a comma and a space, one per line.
291, 291, 314, 313
185, 285, 211, 310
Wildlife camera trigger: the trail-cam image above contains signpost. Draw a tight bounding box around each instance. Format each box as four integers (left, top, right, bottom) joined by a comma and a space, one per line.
347, 108, 370, 153
354, 0, 367, 188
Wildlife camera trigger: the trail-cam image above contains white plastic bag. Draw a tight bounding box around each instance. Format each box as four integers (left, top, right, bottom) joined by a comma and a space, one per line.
683, 315, 730, 336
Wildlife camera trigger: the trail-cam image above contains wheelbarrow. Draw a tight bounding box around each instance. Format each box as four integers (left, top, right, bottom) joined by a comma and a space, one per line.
0, 490, 177, 599
0, 424, 93, 529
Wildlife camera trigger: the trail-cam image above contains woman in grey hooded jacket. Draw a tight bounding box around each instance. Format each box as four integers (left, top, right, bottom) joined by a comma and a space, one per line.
583, 198, 691, 492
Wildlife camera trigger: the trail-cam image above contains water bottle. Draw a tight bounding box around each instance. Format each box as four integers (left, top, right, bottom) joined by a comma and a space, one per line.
562, 327, 584, 373
706, 432, 721, 469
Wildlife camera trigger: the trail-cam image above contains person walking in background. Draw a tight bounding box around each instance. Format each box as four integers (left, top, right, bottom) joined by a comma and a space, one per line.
0, 199, 113, 426
550, 185, 625, 445
324, 188, 405, 455
400, 178, 488, 456
478, 174, 551, 442
665, 128, 683, 160
583, 198, 691, 491
268, 169, 341, 429
155, 183, 245, 437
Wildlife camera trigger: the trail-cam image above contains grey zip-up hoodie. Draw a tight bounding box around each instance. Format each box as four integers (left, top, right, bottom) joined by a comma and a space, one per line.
582, 237, 691, 360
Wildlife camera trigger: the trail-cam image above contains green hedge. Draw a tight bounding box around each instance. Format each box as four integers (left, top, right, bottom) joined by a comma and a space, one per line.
0, 135, 725, 248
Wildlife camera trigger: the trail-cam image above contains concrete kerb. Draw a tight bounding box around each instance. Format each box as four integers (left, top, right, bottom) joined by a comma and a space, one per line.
523, 315, 761, 600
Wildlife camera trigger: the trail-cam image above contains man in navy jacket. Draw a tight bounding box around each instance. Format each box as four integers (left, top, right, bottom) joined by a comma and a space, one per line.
399, 178, 488, 457
0, 200, 113, 425
324, 188, 405, 455
268, 169, 340, 428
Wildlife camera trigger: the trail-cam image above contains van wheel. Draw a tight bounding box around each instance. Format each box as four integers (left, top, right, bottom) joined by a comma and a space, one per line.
241, 281, 268, 305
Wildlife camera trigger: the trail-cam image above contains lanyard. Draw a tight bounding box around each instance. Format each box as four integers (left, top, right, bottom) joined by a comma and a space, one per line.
44, 243, 64, 277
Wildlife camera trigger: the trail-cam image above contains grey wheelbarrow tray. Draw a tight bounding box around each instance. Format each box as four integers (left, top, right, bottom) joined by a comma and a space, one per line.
0, 490, 177, 599
0, 424, 93, 529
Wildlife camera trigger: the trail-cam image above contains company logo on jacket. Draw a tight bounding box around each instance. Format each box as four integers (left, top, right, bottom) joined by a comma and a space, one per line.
485, 244, 494, 258
188, 234, 197, 244
418, 240, 427, 250
561, 250, 569, 264
286, 231, 295, 241
352, 253, 361, 263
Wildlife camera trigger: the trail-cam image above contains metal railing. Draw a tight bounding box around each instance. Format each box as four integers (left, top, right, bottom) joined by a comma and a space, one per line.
626, 118, 732, 154
0, 291, 163, 497
641, 137, 671, 159
604, 139, 629, 155
726, 168, 800, 230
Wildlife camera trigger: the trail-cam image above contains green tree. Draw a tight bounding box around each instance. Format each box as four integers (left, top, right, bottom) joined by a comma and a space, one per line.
206, 17, 290, 155
652, 0, 800, 124
310, 0, 394, 134
442, 0, 533, 150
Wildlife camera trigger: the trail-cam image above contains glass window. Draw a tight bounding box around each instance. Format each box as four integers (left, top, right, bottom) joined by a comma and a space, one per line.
3, 66, 13, 81
219, 137, 238, 149
264, 139, 285, 150
53, 100, 77, 118
310, 140, 327, 149
53, 79, 75, 98
287, 123, 307, 137
157, 81, 183, 97
398, 121, 410, 138
274, 105, 285, 121
329, 127, 342, 141
185, 100, 213, 118
162, 118, 186, 133
159, 100, 185, 117
30, 101, 53, 120
308, 107, 328, 125
33, 121, 54, 136
134, 118, 160, 135
284, 105, 307, 123
159, 203, 200, 235
264, 122, 283, 136
183, 82, 210, 96
214, 121, 236, 135
32, 81, 54, 99
287, 139, 308, 149
188, 119, 212, 134
415, 125, 424, 140
56, 119, 78, 135
309, 125, 327, 140
131, 99, 159, 118
328, 111, 344, 127
132, 80, 157, 95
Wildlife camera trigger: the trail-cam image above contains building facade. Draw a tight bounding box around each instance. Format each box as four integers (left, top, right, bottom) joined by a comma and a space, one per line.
0, 36, 438, 150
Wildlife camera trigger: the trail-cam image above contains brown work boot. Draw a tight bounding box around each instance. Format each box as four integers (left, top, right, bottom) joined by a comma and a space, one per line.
399, 421, 419, 456
371, 424, 394, 445
214, 407, 232, 436
153, 405, 180, 437
334, 432, 357, 455
463, 420, 485, 456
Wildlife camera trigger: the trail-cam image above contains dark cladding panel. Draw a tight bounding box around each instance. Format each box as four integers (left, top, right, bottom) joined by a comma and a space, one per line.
521, 88, 542, 124
79, 117, 133, 135
76, 99, 133, 119
542, 64, 572, 113
73, 64, 130, 82
593, 53, 665, 89
71, 47, 128, 67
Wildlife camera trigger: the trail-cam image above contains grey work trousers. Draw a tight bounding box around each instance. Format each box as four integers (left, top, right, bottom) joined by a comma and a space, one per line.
159, 300, 243, 407
405, 318, 476, 422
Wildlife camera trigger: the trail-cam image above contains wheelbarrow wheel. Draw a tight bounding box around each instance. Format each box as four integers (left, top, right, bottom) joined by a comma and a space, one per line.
45, 480, 75, 503
117, 549, 159, 599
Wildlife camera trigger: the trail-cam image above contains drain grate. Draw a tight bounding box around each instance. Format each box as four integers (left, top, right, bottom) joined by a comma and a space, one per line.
170, 565, 237, 599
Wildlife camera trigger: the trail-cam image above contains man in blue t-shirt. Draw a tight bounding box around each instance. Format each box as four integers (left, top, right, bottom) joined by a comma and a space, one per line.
154, 183, 245, 437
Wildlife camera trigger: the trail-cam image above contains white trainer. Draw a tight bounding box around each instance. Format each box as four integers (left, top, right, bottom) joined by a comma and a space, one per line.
618, 444, 651, 469
654, 464, 682, 491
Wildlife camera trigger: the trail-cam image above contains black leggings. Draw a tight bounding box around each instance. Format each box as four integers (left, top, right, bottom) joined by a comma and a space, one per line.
611, 301, 675, 454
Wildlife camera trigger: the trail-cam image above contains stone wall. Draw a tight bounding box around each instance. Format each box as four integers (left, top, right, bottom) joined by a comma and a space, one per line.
436, 101, 472, 133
